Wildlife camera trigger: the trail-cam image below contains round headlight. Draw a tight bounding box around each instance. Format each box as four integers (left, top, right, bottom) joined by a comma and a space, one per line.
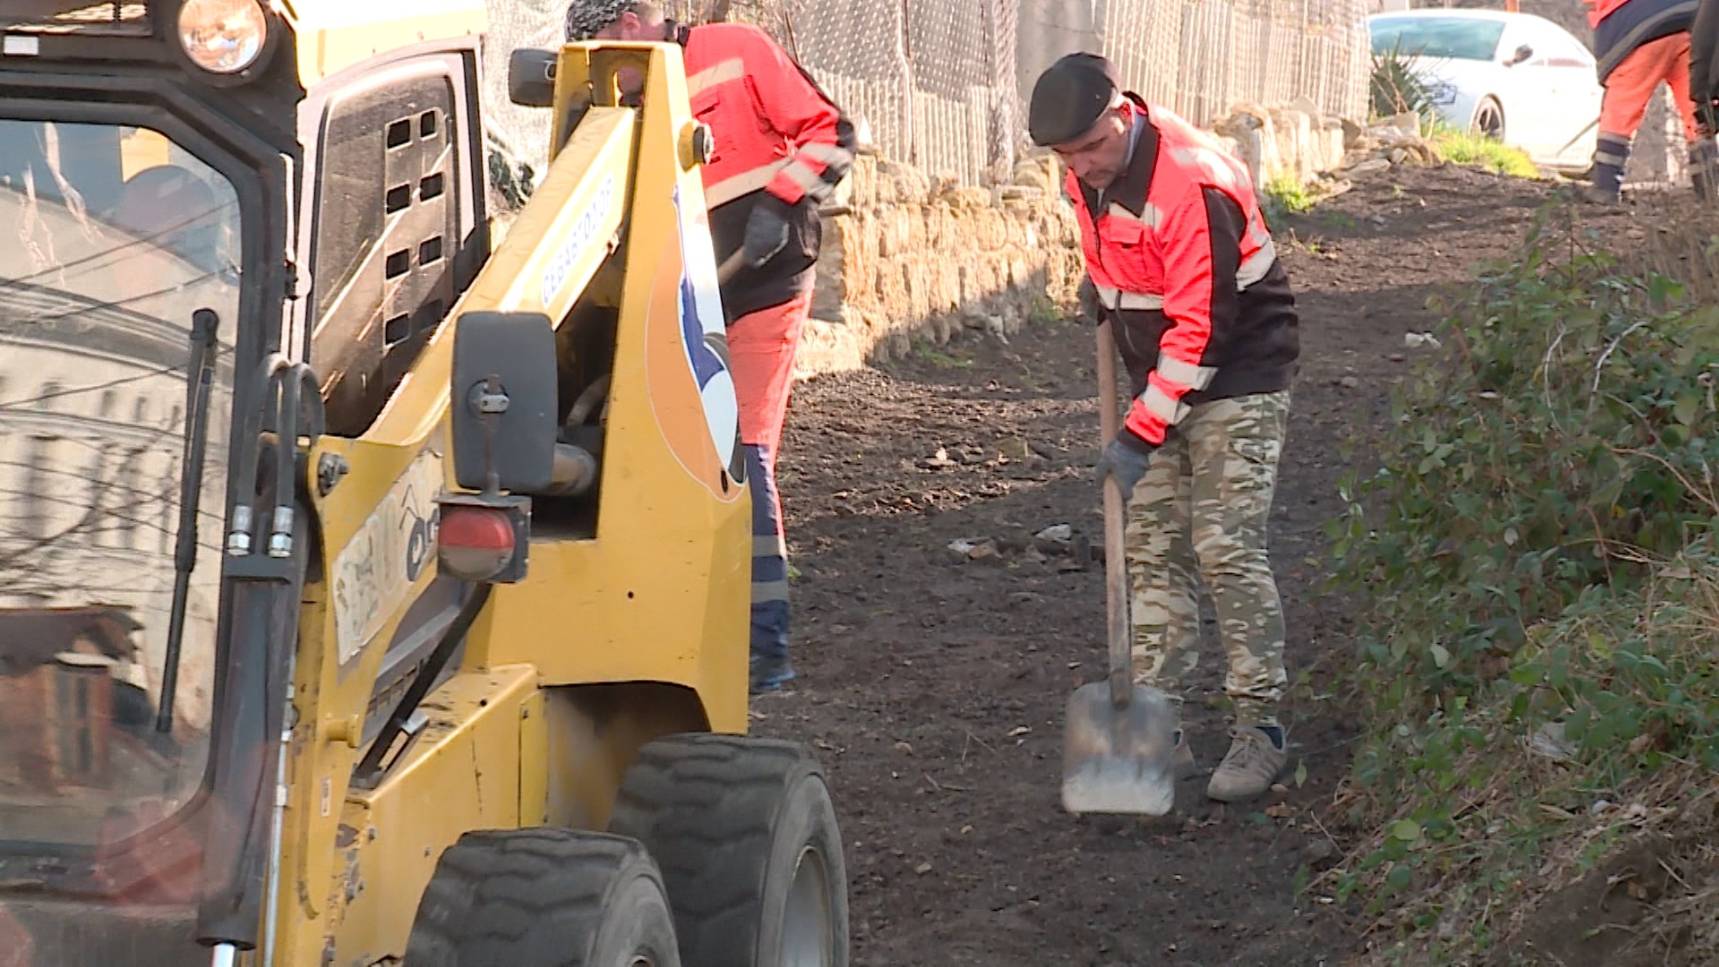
178, 0, 270, 75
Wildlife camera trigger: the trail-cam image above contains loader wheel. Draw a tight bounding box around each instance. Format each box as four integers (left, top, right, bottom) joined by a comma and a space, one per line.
404, 827, 681, 967
608, 734, 849, 967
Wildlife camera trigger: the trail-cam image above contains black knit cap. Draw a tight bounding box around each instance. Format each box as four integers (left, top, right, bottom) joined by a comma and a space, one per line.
1028, 52, 1120, 147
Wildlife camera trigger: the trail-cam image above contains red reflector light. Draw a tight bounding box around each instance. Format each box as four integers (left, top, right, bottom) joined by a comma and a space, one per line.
438, 506, 516, 581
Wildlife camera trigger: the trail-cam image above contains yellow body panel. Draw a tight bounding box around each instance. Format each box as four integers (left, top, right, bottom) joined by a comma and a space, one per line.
472, 48, 751, 720
325, 665, 535, 964
119, 128, 171, 178
519, 689, 549, 825
265, 40, 753, 964
278, 0, 488, 87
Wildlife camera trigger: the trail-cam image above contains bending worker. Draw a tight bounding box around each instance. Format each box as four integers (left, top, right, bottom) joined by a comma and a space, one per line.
1584, 0, 1716, 202
1029, 53, 1301, 803
564, 1, 855, 693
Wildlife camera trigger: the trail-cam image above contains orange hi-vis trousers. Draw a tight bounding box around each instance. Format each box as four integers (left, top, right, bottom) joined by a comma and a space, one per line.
727, 289, 811, 687
1593, 33, 1710, 198
1599, 33, 1704, 144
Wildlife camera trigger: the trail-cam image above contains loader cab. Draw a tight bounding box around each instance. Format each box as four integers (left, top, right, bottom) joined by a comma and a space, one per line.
0, 0, 287, 847
0, 1, 488, 962
294, 24, 490, 438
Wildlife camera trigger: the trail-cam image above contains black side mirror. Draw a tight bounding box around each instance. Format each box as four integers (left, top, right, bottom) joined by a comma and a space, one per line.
1506, 44, 1534, 66
509, 48, 557, 107
450, 311, 558, 493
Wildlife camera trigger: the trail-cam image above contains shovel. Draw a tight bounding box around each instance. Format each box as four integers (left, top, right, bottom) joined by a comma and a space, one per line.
716, 248, 748, 285
1059, 320, 1178, 816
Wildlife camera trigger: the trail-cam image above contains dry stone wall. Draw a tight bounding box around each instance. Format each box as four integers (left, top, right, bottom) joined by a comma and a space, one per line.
1213, 101, 1351, 188
795, 152, 1087, 376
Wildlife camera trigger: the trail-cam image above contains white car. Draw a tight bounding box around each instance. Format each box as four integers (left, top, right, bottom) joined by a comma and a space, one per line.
1367, 9, 1604, 173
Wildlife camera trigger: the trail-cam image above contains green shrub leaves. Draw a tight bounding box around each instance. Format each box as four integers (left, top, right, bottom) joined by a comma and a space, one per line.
1324, 218, 1718, 958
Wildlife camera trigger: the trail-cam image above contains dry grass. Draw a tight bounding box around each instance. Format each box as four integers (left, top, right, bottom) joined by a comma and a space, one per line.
1625, 215, 1719, 308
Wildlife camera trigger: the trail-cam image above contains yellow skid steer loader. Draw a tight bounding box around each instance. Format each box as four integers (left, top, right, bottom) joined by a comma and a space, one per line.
0, 2, 846, 965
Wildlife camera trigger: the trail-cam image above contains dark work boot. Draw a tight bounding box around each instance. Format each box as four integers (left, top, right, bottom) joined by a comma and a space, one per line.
1587, 132, 1630, 204
749, 652, 795, 695
744, 442, 796, 695
748, 589, 796, 695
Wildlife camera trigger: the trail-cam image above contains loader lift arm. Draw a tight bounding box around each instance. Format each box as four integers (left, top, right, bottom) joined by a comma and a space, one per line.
374, 94, 637, 446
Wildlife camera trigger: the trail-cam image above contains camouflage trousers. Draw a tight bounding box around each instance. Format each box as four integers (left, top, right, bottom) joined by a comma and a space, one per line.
1125, 390, 1290, 726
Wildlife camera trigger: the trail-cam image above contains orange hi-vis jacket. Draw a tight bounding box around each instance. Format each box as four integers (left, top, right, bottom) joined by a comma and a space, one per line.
1067, 97, 1300, 449
681, 23, 855, 321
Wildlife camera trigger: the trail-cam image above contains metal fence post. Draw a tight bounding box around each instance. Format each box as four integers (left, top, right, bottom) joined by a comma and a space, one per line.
985, 0, 1019, 183
898, 0, 917, 168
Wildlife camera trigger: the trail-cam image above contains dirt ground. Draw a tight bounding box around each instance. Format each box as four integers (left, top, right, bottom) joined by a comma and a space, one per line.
752, 165, 1637, 966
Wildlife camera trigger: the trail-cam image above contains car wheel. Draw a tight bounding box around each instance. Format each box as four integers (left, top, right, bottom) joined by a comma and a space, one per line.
1472, 97, 1505, 141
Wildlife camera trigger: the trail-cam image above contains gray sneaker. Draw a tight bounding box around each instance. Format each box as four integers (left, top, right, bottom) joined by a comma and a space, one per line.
1206, 726, 1287, 802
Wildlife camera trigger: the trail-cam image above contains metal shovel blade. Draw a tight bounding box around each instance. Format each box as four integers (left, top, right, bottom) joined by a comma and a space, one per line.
1060, 681, 1178, 815
1060, 320, 1178, 816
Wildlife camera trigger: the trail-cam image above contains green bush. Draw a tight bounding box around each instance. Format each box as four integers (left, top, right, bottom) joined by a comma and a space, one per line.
1325, 218, 1719, 958
1262, 174, 1318, 226
1370, 42, 1539, 178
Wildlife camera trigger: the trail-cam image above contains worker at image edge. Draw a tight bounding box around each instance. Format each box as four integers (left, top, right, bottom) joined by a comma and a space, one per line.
565, 0, 857, 695
1694, 0, 1719, 173
1584, 0, 1718, 201
1029, 52, 1300, 805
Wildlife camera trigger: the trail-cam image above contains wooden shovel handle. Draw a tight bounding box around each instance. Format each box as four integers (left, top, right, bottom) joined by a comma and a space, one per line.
1095, 321, 1132, 708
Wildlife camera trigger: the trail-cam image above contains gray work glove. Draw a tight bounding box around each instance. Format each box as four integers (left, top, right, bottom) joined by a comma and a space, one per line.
742, 196, 794, 267
1096, 435, 1154, 498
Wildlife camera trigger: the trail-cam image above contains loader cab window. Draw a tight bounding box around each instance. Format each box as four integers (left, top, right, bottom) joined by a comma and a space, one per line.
308, 58, 476, 437
0, 118, 242, 847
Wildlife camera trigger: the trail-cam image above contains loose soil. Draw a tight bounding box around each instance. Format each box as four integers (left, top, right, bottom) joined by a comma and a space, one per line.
753, 165, 1645, 966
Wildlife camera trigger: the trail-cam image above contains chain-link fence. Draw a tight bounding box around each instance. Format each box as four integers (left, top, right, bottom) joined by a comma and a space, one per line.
480, 1, 1370, 189
1101, 0, 1370, 129
720, 1, 1024, 186
738, 0, 1368, 184
481, 0, 567, 210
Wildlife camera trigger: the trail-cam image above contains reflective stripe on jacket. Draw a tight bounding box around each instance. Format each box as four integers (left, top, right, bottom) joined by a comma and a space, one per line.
1066, 96, 1299, 447
684, 23, 856, 320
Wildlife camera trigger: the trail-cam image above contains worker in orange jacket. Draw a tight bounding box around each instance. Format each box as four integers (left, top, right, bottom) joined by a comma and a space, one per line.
565, 0, 856, 693
1584, 0, 1716, 201
1029, 53, 1301, 803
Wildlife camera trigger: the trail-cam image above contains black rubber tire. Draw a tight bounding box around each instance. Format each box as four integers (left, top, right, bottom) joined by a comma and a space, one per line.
404, 827, 681, 967
608, 734, 850, 967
